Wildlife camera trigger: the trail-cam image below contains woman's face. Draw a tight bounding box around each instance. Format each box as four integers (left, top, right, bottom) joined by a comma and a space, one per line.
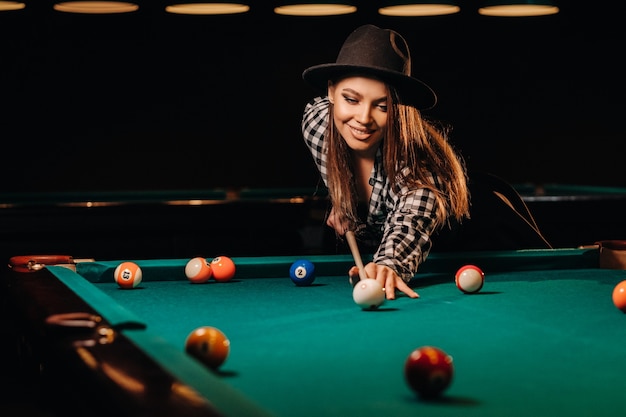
328, 76, 388, 156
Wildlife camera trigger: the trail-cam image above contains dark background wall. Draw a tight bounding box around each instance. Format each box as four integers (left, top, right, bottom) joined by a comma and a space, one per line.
1, 1, 625, 193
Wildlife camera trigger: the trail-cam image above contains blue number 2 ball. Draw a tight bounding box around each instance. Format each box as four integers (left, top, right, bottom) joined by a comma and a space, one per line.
289, 259, 316, 286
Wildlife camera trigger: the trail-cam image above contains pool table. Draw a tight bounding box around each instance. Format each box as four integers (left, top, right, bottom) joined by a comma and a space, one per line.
4, 248, 626, 417
0, 187, 331, 262
517, 183, 626, 248
1, 181, 626, 265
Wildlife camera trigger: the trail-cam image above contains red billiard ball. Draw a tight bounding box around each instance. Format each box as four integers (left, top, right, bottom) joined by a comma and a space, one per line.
404, 346, 454, 399
185, 326, 230, 370
289, 259, 316, 286
114, 261, 142, 289
185, 257, 213, 284
612, 280, 626, 312
210, 256, 236, 282
455, 264, 485, 294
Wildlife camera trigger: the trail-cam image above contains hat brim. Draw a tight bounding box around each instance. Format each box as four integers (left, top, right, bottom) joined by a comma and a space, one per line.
303, 64, 437, 110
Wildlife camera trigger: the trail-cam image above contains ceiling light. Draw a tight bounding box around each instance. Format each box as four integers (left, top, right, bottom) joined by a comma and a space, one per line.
53, 1, 139, 14
379, 2, 460, 17
274, 2, 356, 16
165, 2, 250, 15
0, 1, 25, 11
478, 1, 559, 17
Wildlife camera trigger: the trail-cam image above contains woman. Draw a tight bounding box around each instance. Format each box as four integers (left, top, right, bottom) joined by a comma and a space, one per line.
301, 24, 470, 300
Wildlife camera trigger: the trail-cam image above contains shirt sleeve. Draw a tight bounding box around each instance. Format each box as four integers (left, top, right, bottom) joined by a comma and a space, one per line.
372, 184, 438, 283
301, 96, 330, 185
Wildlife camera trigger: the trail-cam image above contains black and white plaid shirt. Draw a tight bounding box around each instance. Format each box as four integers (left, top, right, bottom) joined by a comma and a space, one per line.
301, 96, 439, 282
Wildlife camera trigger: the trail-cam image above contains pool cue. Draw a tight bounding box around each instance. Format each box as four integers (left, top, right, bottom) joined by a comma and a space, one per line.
345, 231, 369, 281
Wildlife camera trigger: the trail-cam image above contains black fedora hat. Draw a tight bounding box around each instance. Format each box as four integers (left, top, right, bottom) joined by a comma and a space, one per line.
302, 24, 437, 110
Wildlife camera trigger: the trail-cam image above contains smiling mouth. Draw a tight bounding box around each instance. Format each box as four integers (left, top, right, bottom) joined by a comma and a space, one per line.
349, 125, 374, 137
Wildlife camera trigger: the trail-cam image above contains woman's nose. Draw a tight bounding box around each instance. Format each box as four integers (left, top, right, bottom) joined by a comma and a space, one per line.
355, 105, 373, 124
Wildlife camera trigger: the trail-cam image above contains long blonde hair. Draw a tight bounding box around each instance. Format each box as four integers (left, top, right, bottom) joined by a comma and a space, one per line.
324, 85, 470, 232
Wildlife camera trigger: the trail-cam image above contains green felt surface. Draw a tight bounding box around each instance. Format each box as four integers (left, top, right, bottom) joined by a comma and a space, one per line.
62, 257, 626, 417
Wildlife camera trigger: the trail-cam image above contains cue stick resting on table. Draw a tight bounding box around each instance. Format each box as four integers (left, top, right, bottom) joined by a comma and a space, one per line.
345, 231, 369, 283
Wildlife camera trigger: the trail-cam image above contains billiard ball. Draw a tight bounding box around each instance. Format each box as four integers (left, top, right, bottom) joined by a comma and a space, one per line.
352, 278, 385, 310
404, 346, 454, 399
612, 280, 626, 312
114, 261, 142, 289
185, 257, 213, 284
289, 259, 316, 286
210, 256, 236, 282
455, 264, 485, 294
185, 326, 230, 370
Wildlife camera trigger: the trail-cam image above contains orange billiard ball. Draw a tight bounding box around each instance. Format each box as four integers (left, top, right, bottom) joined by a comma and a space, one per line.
612, 280, 626, 312
211, 256, 236, 282
404, 346, 454, 399
455, 264, 485, 294
185, 326, 230, 370
185, 257, 213, 284
114, 261, 142, 289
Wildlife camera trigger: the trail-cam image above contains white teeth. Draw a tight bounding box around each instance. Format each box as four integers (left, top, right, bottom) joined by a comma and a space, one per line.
350, 126, 369, 135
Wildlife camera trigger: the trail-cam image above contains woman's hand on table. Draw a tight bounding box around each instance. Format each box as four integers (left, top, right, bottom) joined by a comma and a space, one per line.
348, 263, 419, 300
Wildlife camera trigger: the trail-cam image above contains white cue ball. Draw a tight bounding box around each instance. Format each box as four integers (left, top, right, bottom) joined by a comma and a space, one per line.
455, 265, 485, 294
352, 278, 385, 310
